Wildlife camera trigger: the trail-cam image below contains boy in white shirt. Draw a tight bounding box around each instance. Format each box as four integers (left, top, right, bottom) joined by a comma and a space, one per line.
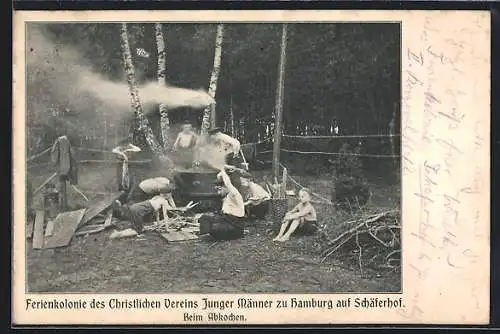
119, 194, 176, 236
126, 177, 176, 204
240, 177, 271, 219
198, 169, 246, 240
207, 127, 243, 167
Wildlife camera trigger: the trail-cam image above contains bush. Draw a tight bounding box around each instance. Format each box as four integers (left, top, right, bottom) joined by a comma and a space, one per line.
333, 174, 370, 209
330, 143, 371, 209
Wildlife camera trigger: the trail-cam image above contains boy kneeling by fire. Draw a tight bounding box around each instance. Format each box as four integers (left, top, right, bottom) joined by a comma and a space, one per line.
114, 177, 179, 236
198, 167, 246, 241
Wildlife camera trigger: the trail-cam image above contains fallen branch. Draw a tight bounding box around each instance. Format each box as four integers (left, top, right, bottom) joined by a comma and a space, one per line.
325, 221, 365, 248
320, 234, 353, 263
367, 229, 393, 248
27, 146, 53, 162
355, 230, 363, 276
385, 249, 401, 261
320, 210, 401, 267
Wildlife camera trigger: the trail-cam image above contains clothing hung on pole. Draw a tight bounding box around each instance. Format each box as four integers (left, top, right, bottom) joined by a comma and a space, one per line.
50, 136, 78, 184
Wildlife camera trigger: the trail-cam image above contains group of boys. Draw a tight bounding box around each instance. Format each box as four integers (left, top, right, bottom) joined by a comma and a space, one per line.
113, 122, 272, 240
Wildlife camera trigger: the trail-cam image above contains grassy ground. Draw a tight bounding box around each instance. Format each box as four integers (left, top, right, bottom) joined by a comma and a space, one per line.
26, 162, 401, 293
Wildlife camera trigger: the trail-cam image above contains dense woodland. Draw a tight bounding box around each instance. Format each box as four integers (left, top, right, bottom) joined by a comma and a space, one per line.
26, 22, 400, 176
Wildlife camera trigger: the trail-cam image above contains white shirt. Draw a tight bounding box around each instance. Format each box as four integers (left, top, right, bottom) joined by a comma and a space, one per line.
149, 195, 169, 212
245, 182, 271, 203
222, 190, 245, 218
139, 177, 171, 194
214, 133, 241, 155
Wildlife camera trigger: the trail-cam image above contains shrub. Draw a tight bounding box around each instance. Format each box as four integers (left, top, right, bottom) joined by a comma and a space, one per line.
330, 143, 371, 209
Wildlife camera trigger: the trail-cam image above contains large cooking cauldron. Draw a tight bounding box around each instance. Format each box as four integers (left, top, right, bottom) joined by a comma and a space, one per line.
172, 166, 222, 212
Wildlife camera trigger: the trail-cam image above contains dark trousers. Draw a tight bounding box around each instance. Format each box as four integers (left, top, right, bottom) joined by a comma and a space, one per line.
123, 201, 154, 234
246, 201, 270, 219
226, 153, 245, 168
198, 213, 244, 240
126, 182, 153, 204
293, 220, 319, 236
175, 148, 194, 169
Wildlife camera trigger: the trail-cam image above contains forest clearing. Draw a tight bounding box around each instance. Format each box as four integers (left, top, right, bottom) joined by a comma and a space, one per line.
27, 162, 400, 293
25, 21, 401, 293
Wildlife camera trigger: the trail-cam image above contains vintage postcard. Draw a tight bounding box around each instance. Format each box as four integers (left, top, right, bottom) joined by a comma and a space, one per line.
12, 10, 490, 325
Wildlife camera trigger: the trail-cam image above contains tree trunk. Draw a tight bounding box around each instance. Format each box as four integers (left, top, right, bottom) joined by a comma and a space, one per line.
103, 115, 108, 150
120, 23, 171, 166
389, 109, 397, 166
272, 24, 288, 180
201, 24, 224, 134
154, 23, 171, 151
229, 86, 235, 137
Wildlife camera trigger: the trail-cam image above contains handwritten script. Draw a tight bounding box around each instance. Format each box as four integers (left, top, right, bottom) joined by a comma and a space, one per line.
399, 13, 489, 323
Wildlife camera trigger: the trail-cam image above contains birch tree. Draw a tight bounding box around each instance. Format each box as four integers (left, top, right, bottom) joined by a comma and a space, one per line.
154, 23, 171, 150
120, 23, 172, 166
200, 24, 224, 134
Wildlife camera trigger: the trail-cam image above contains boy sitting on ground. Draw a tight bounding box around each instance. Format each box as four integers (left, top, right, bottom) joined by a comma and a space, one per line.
240, 177, 271, 219
198, 169, 246, 241
272, 188, 318, 242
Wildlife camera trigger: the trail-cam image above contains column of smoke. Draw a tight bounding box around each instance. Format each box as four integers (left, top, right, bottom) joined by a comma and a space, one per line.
27, 24, 214, 146
27, 24, 223, 171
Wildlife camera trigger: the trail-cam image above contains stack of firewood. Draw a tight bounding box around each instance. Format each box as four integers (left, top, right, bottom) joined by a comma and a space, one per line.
144, 216, 200, 233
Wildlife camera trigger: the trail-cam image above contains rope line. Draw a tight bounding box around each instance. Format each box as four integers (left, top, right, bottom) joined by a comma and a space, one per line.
27, 146, 53, 162
240, 137, 272, 146
74, 147, 114, 153
282, 134, 400, 139
280, 148, 400, 158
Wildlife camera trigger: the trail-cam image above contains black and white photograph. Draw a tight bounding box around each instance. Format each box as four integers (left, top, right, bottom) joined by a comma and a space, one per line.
24, 21, 401, 294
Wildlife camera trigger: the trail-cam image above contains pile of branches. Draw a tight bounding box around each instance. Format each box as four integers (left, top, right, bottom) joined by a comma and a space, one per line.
143, 216, 200, 233
320, 210, 400, 274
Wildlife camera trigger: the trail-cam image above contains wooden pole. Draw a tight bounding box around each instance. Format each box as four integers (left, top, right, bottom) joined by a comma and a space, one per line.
58, 177, 67, 211
272, 23, 288, 180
